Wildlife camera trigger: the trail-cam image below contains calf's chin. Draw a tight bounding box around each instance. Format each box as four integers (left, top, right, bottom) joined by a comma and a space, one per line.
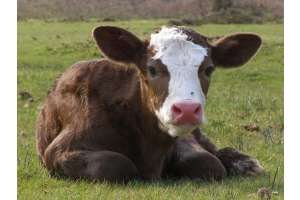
166, 124, 201, 137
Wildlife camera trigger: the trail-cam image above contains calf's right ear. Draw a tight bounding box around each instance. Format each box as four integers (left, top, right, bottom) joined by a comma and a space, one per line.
93, 26, 144, 66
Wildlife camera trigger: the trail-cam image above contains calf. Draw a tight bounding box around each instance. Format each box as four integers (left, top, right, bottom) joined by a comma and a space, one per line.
36, 25, 263, 182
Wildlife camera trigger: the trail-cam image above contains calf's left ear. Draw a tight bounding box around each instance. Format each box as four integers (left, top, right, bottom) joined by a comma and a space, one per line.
93, 26, 144, 66
211, 33, 262, 68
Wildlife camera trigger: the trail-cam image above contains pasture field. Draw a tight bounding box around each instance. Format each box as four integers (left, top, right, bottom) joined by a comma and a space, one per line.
17, 19, 283, 199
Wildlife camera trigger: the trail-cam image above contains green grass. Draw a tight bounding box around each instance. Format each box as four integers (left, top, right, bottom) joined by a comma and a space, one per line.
17, 19, 283, 199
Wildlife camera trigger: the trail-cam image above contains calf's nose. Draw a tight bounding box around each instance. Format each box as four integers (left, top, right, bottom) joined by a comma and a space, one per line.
171, 102, 202, 125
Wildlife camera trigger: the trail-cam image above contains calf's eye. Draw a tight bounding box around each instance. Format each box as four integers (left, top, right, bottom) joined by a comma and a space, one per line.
205, 66, 214, 77
148, 66, 158, 77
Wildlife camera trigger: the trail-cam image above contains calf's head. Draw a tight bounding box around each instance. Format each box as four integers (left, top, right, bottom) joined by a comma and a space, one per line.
93, 26, 262, 137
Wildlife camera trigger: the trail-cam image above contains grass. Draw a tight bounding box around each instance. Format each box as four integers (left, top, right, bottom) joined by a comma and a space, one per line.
17, 19, 283, 199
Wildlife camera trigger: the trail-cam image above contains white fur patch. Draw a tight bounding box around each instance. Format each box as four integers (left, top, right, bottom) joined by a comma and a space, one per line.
150, 27, 207, 137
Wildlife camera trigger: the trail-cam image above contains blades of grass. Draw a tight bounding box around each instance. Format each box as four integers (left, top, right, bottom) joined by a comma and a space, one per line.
271, 166, 279, 190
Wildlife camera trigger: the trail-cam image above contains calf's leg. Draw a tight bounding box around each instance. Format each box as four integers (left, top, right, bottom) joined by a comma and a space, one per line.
162, 136, 227, 181
43, 136, 137, 183
45, 150, 137, 183
192, 129, 264, 176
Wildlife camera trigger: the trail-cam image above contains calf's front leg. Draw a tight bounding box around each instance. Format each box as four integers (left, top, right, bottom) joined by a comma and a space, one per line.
192, 128, 263, 176
215, 147, 263, 176
162, 135, 227, 181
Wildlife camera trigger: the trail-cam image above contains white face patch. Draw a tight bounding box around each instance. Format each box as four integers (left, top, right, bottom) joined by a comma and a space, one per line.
150, 27, 208, 137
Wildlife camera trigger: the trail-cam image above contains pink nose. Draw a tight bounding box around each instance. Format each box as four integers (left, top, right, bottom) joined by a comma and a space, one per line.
171, 102, 202, 125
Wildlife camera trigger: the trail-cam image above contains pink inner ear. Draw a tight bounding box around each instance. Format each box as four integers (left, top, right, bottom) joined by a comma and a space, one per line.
93, 26, 144, 64
104, 32, 134, 51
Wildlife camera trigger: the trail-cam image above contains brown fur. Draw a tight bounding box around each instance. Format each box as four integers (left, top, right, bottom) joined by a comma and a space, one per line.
36, 26, 263, 182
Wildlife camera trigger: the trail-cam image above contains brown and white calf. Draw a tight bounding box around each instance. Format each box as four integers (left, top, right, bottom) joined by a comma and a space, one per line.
36, 25, 263, 182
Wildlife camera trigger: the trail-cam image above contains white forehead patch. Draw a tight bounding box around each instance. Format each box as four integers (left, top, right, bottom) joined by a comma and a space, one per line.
150, 26, 208, 137
149, 26, 207, 69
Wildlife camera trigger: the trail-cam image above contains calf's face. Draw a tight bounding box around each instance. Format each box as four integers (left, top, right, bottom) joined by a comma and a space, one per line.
93, 26, 262, 137
146, 27, 213, 136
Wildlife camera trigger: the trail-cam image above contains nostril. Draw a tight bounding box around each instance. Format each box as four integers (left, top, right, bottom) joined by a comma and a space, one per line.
174, 107, 181, 114
172, 105, 182, 114
194, 105, 201, 115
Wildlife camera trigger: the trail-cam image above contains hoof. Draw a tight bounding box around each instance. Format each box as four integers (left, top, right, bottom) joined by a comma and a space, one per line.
215, 147, 263, 176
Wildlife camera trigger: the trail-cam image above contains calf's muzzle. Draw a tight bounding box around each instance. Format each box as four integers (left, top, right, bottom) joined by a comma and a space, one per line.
171, 102, 202, 125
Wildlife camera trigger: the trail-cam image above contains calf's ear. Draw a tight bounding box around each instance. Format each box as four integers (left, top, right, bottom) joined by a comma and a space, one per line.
93, 26, 144, 66
211, 33, 262, 68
